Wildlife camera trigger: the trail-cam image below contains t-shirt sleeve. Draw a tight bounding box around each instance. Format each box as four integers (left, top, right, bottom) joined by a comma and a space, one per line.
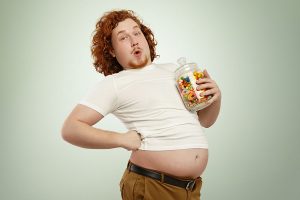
79, 76, 118, 116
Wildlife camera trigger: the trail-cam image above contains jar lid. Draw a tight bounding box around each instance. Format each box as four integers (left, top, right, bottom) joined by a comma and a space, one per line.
177, 57, 187, 67
175, 57, 197, 74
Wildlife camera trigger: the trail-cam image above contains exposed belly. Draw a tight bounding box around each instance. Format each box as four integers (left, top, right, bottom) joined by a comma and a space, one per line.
129, 148, 208, 179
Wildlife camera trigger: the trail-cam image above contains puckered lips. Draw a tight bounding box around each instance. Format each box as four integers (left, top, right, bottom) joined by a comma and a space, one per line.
132, 48, 142, 58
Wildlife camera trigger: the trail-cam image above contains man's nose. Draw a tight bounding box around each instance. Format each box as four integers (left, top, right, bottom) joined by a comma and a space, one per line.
131, 37, 138, 47
132, 42, 138, 47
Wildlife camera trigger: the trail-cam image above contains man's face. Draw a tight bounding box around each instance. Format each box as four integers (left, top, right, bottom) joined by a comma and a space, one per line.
110, 18, 151, 70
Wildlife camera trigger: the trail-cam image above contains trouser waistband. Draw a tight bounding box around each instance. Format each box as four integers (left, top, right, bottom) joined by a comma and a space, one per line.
127, 161, 198, 191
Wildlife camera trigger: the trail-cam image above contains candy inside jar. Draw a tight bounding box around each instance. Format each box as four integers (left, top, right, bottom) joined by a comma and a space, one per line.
175, 57, 212, 112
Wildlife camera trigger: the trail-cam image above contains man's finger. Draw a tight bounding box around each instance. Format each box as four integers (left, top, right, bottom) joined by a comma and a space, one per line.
203, 69, 211, 78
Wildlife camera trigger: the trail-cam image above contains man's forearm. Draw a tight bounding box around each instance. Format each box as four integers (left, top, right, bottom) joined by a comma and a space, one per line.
61, 120, 123, 149
197, 97, 221, 128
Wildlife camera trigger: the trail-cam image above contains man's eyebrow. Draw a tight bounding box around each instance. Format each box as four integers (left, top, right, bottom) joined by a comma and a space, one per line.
116, 25, 140, 36
117, 30, 126, 36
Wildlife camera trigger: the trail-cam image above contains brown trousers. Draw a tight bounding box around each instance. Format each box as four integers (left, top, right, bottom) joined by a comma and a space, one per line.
119, 167, 202, 200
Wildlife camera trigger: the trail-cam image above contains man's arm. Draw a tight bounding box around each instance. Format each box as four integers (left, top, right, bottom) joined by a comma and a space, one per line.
197, 96, 221, 128
196, 70, 221, 128
61, 104, 141, 150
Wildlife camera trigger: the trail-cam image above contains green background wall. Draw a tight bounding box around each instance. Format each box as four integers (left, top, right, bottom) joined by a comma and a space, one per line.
1, 0, 299, 199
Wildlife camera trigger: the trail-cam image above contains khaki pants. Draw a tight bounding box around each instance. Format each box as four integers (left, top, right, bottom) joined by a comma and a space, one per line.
119, 167, 202, 200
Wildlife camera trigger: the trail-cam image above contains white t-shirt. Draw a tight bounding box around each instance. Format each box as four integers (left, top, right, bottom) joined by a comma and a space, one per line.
79, 63, 208, 151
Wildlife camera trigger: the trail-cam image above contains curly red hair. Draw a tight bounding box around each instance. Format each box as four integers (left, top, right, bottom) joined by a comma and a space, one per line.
91, 10, 158, 76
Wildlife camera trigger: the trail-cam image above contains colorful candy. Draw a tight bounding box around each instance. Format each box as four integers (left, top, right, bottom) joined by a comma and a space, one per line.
176, 70, 211, 112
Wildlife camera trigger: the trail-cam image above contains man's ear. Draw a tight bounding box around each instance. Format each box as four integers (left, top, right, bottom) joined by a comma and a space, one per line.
109, 49, 116, 57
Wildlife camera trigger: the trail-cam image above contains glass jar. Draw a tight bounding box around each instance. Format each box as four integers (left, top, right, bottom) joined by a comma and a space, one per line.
175, 57, 212, 112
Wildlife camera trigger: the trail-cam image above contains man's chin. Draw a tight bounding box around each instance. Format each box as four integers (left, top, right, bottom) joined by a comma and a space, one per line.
128, 57, 150, 69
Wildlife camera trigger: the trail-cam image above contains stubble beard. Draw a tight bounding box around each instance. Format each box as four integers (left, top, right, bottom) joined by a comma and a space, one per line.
128, 54, 150, 69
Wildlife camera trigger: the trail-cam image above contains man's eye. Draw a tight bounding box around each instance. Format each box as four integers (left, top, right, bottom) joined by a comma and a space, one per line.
120, 36, 128, 41
134, 31, 141, 36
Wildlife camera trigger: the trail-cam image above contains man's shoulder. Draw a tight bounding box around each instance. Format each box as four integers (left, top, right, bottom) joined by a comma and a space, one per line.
154, 62, 179, 72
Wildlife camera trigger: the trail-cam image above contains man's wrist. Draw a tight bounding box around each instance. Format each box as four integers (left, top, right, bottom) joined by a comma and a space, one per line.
112, 132, 125, 149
